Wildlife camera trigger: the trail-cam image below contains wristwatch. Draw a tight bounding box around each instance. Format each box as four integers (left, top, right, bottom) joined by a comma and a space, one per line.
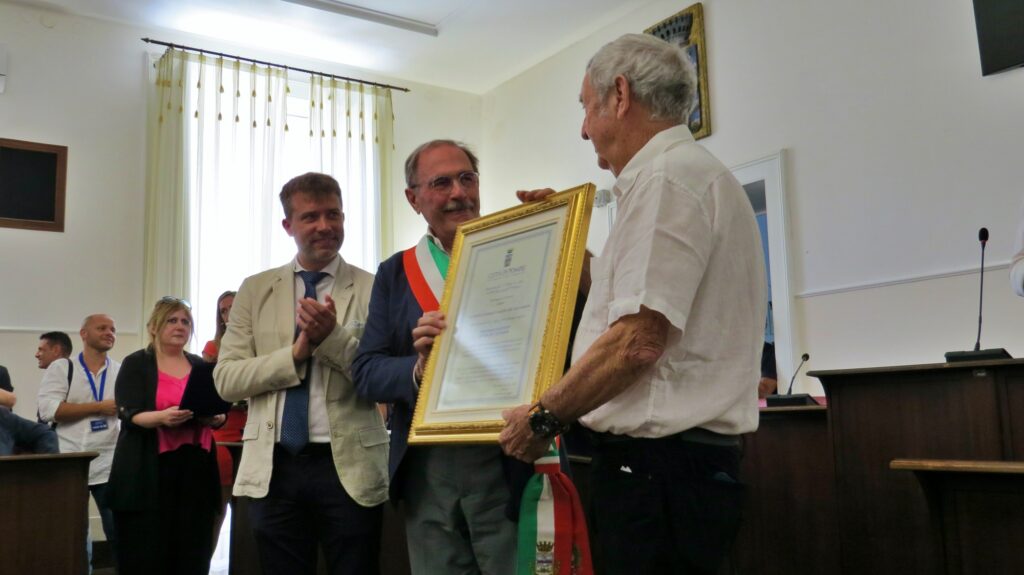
529, 403, 570, 439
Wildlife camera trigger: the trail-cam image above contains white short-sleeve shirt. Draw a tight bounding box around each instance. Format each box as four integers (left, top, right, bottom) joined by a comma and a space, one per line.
575, 125, 767, 438
37, 356, 122, 484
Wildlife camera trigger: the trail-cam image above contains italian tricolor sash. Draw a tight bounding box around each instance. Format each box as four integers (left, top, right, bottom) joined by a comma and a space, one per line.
403, 235, 447, 312
517, 438, 593, 575
407, 235, 592, 573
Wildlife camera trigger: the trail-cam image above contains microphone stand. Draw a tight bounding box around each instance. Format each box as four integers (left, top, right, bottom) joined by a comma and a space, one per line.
767, 353, 818, 407
945, 228, 1011, 362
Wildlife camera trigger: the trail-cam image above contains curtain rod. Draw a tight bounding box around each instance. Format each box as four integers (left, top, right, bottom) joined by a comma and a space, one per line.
141, 37, 410, 93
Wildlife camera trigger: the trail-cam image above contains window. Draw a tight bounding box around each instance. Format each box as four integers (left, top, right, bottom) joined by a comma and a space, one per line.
162, 52, 385, 349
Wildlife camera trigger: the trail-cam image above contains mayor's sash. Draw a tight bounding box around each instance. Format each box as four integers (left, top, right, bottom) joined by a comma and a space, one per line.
403, 235, 446, 313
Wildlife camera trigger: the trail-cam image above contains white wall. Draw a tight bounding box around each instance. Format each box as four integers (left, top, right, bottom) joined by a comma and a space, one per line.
1, 0, 1019, 541
2, 0, 1022, 415
479, 0, 1024, 393
0, 6, 150, 420
390, 83, 482, 252
0, 3, 482, 420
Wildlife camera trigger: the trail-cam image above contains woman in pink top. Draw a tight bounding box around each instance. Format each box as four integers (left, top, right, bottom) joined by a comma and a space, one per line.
107, 297, 226, 575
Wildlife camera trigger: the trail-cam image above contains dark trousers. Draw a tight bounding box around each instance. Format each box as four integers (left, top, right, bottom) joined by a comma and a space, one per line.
89, 482, 118, 570
0, 407, 58, 455
114, 445, 218, 575
588, 431, 745, 575
248, 444, 383, 575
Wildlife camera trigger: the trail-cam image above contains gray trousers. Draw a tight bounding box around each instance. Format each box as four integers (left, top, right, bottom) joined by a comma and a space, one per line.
401, 445, 516, 575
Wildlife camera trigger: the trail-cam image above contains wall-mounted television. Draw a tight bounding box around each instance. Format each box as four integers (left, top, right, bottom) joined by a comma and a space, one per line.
0, 138, 67, 232
972, 0, 1024, 76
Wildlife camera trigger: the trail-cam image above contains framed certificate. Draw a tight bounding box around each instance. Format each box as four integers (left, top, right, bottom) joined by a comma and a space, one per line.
408, 184, 595, 444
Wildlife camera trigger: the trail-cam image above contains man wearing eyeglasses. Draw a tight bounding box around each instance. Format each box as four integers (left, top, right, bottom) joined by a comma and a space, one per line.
38, 313, 122, 571
353, 140, 520, 574
215, 172, 387, 575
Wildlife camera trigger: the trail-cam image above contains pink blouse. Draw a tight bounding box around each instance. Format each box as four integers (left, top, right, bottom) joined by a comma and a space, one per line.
156, 369, 213, 454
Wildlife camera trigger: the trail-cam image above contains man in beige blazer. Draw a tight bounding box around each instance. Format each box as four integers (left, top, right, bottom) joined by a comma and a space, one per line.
214, 172, 388, 575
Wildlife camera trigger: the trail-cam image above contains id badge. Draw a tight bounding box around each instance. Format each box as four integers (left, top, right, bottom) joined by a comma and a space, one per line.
90, 419, 109, 432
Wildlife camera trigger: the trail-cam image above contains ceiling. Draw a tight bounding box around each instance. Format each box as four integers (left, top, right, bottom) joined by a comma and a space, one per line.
14, 0, 655, 94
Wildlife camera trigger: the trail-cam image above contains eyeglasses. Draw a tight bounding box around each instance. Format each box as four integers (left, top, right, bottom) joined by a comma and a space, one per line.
413, 171, 479, 193
158, 296, 192, 309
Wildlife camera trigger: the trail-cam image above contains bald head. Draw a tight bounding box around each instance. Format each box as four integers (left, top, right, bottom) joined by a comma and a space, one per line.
80, 314, 117, 355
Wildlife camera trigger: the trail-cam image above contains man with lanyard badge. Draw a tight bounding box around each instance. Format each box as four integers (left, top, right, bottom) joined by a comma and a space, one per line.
38, 313, 122, 571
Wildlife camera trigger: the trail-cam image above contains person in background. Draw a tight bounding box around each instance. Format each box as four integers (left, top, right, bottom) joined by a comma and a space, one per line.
1011, 198, 1024, 296
202, 291, 236, 362
759, 305, 778, 398
201, 289, 247, 549
106, 297, 224, 575
38, 313, 122, 572
37, 331, 73, 370
35, 331, 74, 424
0, 365, 58, 455
0, 365, 13, 408
759, 342, 778, 398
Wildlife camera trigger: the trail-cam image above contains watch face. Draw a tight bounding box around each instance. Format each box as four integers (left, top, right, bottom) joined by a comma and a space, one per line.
530, 410, 554, 438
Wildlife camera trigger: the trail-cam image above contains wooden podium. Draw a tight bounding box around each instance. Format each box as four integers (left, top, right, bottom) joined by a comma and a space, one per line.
0, 452, 97, 575
729, 404, 840, 575
811, 358, 1024, 575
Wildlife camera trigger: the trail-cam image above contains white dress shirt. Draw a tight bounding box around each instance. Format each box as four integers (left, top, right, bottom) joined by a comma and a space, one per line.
274, 254, 341, 443
1010, 197, 1024, 297
37, 355, 122, 484
575, 125, 767, 438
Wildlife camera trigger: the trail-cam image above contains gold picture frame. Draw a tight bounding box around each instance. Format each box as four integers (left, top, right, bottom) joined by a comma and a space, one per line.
645, 2, 711, 140
408, 184, 595, 444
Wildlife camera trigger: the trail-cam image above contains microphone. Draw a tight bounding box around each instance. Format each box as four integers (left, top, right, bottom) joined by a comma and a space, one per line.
786, 353, 811, 395
974, 228, 988, 351
945, 227, 1011, 362
766, 352, 819, 407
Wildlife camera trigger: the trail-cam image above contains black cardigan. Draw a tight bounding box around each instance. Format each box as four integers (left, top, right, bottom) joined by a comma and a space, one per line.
106, 348, 219, 512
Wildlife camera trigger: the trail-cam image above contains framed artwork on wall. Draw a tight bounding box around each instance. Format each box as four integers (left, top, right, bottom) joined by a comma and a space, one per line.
645, 2, 711, 140
0, 138, 68, 232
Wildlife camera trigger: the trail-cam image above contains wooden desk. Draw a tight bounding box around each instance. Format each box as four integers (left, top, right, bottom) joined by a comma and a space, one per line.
729, 405, 840, 575
892, 459, 1024, 575
812, 358, 1024, 575
0, 452, 97, 575
567, 406, 839, 575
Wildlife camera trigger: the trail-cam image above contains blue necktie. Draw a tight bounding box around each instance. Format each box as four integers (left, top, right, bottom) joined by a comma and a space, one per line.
280, 270, 329, 455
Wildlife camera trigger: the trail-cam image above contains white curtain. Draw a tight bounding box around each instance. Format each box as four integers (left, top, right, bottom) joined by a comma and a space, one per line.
145, 48, 393, 348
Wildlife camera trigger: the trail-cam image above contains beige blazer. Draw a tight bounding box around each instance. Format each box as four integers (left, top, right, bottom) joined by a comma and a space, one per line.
213, 259, 388, 506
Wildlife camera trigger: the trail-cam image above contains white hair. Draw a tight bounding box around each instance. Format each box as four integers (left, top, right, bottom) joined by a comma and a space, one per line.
586, 33, 698, 123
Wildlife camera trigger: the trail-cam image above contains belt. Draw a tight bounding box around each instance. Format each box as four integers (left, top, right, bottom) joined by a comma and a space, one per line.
588, 427, 740, 448
275, 442, 332, 457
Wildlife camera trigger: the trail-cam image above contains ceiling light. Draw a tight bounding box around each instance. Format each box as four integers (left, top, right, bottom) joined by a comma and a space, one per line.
282, 0, 438, 37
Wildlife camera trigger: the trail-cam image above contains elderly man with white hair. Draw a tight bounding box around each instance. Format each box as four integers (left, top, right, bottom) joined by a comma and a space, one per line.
500, 33, 767, 574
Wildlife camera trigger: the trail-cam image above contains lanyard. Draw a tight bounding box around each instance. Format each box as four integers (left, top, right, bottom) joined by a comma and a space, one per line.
78, 352, 108, 403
